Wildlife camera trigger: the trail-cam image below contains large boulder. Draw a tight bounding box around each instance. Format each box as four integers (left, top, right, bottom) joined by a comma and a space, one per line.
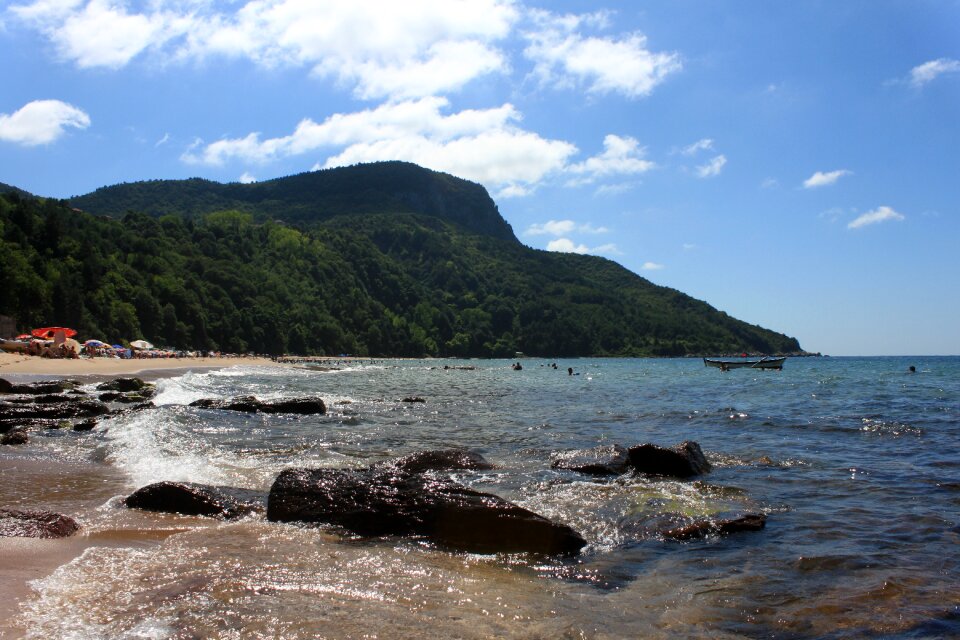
124, 481, 266, 519
0, 428, 28, 445
189, 396, 326, 415
0, 379, 78, 395
0, 508, 80, 538
627, 441, 712, 478
375, 449, 494, 474
551, 444, 630, 476
267, 468, 586, 556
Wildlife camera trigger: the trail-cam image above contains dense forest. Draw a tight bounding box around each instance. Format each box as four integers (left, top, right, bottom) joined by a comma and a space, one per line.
0, 163, 802, 357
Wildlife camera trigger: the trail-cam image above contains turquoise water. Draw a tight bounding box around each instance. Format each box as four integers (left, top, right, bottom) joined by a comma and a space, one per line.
11, 356, 960, 638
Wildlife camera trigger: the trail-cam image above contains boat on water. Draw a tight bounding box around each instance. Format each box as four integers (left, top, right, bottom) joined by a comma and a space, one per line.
704, 356, 786, 371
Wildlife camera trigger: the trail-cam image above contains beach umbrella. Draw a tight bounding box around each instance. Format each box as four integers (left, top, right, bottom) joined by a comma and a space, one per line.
84, 339, 109, 347
15, 334, 32, 341
130, 339, 154, 350
31, 326, 78, 339
63, 338, 81, 354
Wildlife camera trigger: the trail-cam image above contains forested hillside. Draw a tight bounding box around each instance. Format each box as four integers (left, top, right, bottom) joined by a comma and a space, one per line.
0, 165, 802, 357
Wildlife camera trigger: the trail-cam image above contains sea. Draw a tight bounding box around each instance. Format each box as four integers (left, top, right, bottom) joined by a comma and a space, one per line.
3, 356, 959, 639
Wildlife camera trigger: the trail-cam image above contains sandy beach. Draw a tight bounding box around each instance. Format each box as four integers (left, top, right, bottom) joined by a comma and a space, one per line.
0, 352, 285, 378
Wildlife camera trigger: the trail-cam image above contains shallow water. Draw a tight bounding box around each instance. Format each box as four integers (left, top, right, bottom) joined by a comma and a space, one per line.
5, 357, 960, 638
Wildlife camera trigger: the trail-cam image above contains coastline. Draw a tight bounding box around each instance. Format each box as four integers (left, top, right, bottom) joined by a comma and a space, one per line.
0, 352, 285, 638
0, 352, 284, 379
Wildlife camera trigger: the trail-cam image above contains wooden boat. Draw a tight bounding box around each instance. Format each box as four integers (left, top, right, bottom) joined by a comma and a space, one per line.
703, 356, 786, 371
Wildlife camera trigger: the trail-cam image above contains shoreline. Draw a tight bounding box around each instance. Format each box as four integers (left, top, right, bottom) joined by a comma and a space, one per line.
0, 352, 287, 638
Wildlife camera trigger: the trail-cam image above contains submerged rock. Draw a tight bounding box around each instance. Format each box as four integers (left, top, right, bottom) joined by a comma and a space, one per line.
401, 396, 426, 403
661, 513, 767, 541
551, 444, 630, 476
267, 467, 586, 555
189, 396, 326, 415
627, 441, 712, 478
124, 481, 266, 519
375, 449, 494, 474
0, 508, 80, 538
0, 428, 28, 445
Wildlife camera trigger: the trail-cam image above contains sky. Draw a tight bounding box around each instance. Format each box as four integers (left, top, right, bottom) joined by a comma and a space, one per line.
1, 0, 958, 356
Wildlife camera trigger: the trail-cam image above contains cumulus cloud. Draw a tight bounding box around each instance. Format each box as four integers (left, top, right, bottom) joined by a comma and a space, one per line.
803, 169, 851, 189
566, 134, 655, 184
847, 206, 905, 229
11, 0, 516, 99
0, 99, 90, 146
641, 261, 664, 270
695, 154, 726, 178
524, 219, 608, 236
238, 172, 256, 184
523, 9, 681, 98
909, 58, 960, 88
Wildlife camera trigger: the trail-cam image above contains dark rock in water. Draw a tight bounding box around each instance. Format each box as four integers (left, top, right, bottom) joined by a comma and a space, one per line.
661, 513, 767, 540
124, 481, 266, 519
0, 379, 79, 395
402, 396, 426, 403
375, 449, 494, 474
552, 444, 630, 476
99, 390, 154, 403
96, 377, 148, 392
627, 441, 712, 477
190, 396, 326, 415
0, 417, 65, 433
268, 468, 586, 555
5, 393, 71, 405
0, 508, 80, 538
73, 419, 98, 432
0, 428, 28, 445
0, 399, 111, 421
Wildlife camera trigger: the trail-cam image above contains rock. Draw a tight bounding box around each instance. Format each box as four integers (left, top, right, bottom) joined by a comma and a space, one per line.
5, 393, 70, 405
627, 441, 712, 478
661, 514, 767, 541
551, 444, 630, 476
124, 481, 266, 519
0, 379, 77, 395
99, 391, 153, 403
96, 377, 147, 392
0, 399, 111, 421
375, 449, 494, 474
267, 468, 586, 556
190, 396, 326, 415
0, 418, 63, 433
402, 396, 426, 403
0, 428, 28, 445
73, 419, 98, 432
0, 508, 80, 538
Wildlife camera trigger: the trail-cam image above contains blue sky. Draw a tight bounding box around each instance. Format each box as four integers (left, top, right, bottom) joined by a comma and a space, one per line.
1, 1, 958, 355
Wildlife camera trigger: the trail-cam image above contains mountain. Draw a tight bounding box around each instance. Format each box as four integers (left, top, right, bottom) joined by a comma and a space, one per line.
71, 162, 516, 242
0, 163, 802, 356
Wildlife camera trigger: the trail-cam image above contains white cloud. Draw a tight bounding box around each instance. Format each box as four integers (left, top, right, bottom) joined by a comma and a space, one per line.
641, 261, 664, 270
547, 238, 590, 254
524, 219, 608, 236
803, 169, 851, 189
847, 206, 905, 229
12, 0, 517, 99
0, 99, 90, 146
682, 138, 713, 156
595, 182, 635, 196
545, 237, 619, 256
760, 177, 779, 189
567, 134, 655, 184
682, 243, 697, 250
695, 154, 726, 178
238, 172, 256, 184
155, 132, 170, 147
909, 58, 960, 88
524, 9, 680, 98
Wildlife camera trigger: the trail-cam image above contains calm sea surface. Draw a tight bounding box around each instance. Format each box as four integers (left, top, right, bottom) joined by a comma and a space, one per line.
6, 356, 960, 638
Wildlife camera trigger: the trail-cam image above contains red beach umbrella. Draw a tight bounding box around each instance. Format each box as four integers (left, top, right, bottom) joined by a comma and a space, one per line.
31, 326, 78, 339
15, 334, 33, 341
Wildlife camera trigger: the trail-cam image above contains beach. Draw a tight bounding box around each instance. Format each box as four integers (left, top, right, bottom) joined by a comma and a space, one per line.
0, 352, 282, 378
2, 356, 958, 638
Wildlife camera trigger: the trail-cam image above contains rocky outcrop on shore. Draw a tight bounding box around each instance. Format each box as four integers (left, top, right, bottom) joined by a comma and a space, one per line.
373, 449, 494, 473
551, 444, 630, 476
0, 508, 80, 538
267, 466, 586, 556
551, 440, 711, 478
